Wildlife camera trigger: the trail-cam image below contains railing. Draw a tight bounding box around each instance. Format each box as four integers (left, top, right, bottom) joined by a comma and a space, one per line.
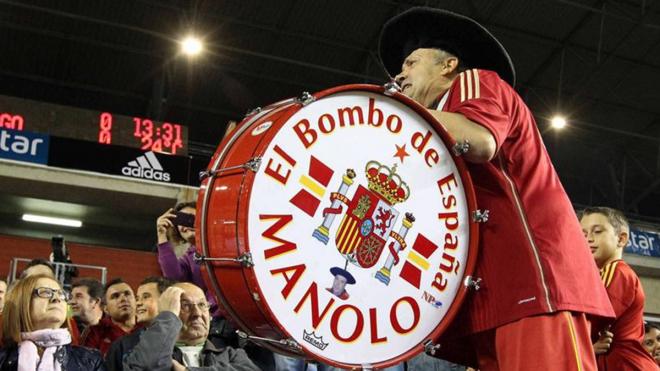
8, 258, 107, 286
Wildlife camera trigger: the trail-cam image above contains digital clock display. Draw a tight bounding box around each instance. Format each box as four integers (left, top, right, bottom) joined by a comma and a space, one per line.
0, 95, 188, 155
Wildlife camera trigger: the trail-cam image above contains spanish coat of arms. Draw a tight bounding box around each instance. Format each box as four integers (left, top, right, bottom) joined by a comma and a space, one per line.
312, 161, 415, 275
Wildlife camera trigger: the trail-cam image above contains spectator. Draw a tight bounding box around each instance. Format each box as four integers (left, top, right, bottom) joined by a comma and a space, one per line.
643, 323, 660, 366
157, 202, 257, 363
106, 276, 175, 371
122, 282, 258, 370
156, 203, 216, 307
0, 274, 105, 370
580, 207, 657, 369
20, 258, 56, 279
83, 278, 136, 356
19, 259, 81, 345
0, 280, 6, 315
70, 278, 104, 334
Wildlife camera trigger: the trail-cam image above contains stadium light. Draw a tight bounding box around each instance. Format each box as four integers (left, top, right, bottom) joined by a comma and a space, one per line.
550, 115, 567, 130
181, 36, 203, 56
22, 214, 82, 228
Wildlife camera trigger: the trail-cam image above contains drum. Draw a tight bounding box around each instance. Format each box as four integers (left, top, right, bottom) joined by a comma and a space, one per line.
197, 84, 479, 369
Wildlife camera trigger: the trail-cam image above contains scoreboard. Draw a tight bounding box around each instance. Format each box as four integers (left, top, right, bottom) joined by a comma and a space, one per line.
0, 95, 188, 156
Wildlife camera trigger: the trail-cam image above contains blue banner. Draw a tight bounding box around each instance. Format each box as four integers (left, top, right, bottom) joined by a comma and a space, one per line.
0, 128, 49, 164
626, 228, 660, 257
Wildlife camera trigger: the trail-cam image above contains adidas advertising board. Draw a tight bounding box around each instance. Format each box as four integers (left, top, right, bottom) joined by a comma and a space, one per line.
121, 151, 171, 181
48, 136, 191, 184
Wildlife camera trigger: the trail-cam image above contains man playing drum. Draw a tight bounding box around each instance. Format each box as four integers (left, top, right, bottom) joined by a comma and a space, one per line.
378, 7, 614, 370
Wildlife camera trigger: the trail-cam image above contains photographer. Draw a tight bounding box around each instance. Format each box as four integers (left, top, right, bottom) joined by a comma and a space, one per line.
156, 202, 216, 311
49, 236, 79, 291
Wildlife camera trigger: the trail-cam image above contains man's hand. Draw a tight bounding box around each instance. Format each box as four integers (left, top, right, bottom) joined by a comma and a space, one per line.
172, 359, 187, 371
594, 330, 614, 355
159, 287, 184, 316
157, 208, 176, 243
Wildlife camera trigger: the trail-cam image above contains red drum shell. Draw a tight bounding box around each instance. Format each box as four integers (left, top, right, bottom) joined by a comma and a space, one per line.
197, 84, 479, 368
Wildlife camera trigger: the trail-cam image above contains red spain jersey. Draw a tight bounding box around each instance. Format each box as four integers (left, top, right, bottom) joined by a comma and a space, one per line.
438, 69, 614, 334
596, 260, 657, 370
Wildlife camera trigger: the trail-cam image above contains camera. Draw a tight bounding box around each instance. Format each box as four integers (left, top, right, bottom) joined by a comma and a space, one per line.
172, 211, 195, 228
51, 235, 66, 262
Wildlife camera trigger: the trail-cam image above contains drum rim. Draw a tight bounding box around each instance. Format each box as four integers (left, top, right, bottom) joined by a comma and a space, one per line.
197, 99, 302, 356
201, 84, 480, 368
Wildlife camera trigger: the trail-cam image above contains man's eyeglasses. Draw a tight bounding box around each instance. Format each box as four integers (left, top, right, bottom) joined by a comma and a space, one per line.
180, 300, 210, 313
33, 287, 69, 301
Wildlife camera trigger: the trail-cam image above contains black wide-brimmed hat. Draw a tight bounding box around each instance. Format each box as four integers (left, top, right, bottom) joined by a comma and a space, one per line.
330, 267, 356, 285
378, 7, 516, 86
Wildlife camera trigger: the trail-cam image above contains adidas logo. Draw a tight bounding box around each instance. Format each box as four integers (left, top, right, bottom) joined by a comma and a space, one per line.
121, 151, 171, 182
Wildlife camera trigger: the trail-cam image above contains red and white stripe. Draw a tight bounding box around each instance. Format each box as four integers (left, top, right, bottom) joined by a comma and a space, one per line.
459, 69, 481, 102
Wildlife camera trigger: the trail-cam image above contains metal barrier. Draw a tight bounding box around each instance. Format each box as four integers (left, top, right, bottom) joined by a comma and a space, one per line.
8, 257, 107, 286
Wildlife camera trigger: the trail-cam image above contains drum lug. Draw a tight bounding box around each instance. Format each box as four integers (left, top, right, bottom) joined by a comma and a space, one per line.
452, 140, 470, 156
199, 170, 212, 181
198, 157, 262, 180
236, 252, 255, 267
194, 252, 254, 268
464, 275, 483, 291
472, 209, 490, 223
423, 339, 441, 356
246, 106, 262, 116
244, 157, 262, 172
236, 330, 302, 351
383, 81, 401, 96
297, 91, 315, 106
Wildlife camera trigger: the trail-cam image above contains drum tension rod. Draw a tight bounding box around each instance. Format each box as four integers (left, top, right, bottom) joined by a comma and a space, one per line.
423, 339, 441, 356
199, 157, 262, 180
296, 91, 315, 106
452, 140, 470, 156
383, 81, 401, 96
236, 330, 302, 351
193, 252, 255, 268
464, 276, 483, 291
472, 209, 490, 223
246, 106, 262, 116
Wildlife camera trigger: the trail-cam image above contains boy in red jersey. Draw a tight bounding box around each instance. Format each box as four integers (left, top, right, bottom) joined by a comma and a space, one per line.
580, 207, 658, 370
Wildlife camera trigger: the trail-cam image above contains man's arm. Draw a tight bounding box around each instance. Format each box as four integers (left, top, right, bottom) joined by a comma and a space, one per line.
427, 110, 497, 163
122, 311, 182, 371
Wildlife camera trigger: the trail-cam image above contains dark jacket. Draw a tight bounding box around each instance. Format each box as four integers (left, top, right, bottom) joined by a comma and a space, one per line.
107, 319, 274, 371
121, 311, 258, 371
0, 344, 106, 371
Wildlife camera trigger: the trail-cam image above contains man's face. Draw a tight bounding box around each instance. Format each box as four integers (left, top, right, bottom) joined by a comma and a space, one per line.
104, 282, 136, 322
135, 282, 160, 324
0, 280, 6, 312
70, 286, 99, 320
580, 213, 625, 268
177, 285, 210, 345
644, 327, 660, 359
395, 48, 448, 107
176, 206, 196, 244
331, 275, 348, 295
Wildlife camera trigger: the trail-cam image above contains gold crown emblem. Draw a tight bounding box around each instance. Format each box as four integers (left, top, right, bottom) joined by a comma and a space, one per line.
365, 161, 410, 205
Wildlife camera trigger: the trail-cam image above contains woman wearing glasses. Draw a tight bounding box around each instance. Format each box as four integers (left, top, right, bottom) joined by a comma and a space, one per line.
0, 275, 105, 370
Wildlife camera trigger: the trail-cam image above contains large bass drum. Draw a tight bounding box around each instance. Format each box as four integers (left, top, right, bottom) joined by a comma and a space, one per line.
197, 84, 479, 369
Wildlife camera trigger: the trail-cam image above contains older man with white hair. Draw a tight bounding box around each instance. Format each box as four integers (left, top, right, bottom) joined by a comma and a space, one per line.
122, 282, 258, 371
